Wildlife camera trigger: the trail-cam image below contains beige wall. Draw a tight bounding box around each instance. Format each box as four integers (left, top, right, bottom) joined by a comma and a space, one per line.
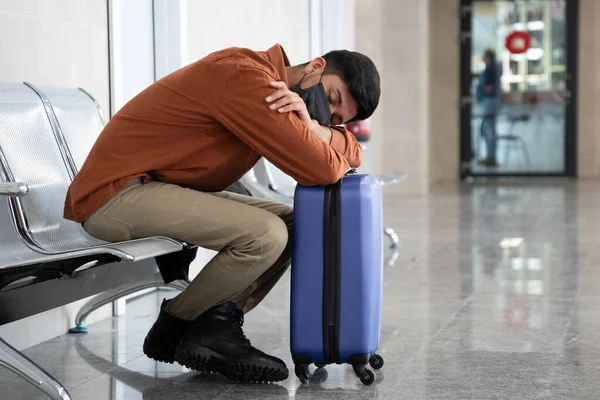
356, 0, 600, 186
380, 0, 431, 195
354, 0, 384, 177
355, 0, 460, 195
0, 0, 111, 349
577, 0, 600, 178
429, 0, 460, 184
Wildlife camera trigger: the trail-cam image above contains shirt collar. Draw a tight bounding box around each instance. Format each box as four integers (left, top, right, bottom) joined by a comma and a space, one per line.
265, 44, 291, 86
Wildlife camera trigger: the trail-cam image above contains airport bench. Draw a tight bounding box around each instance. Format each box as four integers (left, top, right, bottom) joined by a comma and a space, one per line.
0, 82, 187, 400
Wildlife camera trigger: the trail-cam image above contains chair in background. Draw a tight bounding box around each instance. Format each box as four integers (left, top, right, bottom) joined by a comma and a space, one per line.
495, 114, 532, 168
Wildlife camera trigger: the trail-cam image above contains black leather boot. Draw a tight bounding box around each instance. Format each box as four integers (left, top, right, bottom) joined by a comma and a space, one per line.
143, 299, 193, 363
173, 302, 289, 383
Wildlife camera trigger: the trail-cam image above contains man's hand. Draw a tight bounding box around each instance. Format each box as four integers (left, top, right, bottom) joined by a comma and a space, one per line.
266, 81, 312, 127
266, 82, 331, 144
309, 120, 333, 144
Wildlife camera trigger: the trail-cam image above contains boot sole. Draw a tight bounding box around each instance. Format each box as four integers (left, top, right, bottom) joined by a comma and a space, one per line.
143, 339, 175, 364
173, 342, 289, 383
143, 346, 174, 364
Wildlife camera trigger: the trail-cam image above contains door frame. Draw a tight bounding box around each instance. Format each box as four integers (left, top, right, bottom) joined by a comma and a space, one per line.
459, 0, 579, 178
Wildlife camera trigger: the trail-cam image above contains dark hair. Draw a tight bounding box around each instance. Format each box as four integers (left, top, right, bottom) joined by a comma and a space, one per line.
483, 48, 496, 61
321, 50, 380, 122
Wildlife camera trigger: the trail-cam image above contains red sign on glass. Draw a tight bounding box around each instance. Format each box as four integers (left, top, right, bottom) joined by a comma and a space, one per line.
505, 31, 531, 54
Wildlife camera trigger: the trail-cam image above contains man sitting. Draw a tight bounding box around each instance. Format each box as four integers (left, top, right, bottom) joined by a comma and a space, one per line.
63, 43, 381, 383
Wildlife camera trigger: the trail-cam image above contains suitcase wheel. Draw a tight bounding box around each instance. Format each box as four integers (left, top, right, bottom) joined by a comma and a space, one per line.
369, 354, 384, 370
312, 367, 328, 383
314, 362, 326, 369
294, 364, 310, 383
354, 366, 375, 385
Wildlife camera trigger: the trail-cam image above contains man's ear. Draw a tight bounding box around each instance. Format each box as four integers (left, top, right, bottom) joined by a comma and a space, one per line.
304, 57, 327, 75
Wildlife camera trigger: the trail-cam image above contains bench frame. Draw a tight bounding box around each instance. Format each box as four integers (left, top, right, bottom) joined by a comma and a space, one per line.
0, 83, 186, 400
0, 257, 162, 400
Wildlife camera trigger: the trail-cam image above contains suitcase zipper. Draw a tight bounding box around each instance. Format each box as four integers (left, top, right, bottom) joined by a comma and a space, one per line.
322, 179, 342, 364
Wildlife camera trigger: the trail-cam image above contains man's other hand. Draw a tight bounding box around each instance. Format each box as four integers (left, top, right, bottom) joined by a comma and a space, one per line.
266, 81, 312, 127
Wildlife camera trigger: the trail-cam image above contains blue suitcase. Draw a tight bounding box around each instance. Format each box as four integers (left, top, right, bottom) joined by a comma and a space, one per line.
290, 173, 384, 385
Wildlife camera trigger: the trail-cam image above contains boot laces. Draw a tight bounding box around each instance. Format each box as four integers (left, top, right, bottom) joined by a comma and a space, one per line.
231, 309, 251, 347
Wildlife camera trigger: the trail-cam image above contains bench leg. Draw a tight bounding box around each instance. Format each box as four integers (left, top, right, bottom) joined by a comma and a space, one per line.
384, 226, 400, 249
0, 337, 71, 400
69, 275, 189, 333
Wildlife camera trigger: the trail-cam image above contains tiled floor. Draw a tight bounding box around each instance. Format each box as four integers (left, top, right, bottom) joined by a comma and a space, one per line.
3, 179, 600, 399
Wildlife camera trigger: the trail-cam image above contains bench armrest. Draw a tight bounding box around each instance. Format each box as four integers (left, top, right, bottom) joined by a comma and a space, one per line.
0, 182, 29, 197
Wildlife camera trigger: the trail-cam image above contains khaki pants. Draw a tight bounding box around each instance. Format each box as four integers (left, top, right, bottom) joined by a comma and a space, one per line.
83, 178, 293, 321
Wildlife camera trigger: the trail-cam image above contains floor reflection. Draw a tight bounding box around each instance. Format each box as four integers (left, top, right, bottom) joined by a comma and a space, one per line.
4, 180, 600, 399
421, 181, 584, 398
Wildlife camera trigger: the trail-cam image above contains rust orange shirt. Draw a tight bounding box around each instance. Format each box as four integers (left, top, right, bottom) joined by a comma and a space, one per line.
64, 44, 362, 223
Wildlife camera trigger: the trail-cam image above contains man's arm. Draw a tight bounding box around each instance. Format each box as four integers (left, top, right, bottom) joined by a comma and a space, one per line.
307, 124, 362, 168
214, 66, 350, 186
329, 125, 362, 168
266, 81, 362, 168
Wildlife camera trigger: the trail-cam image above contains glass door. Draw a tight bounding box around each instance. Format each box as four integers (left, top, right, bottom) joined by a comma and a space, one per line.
460, 0, 578, 177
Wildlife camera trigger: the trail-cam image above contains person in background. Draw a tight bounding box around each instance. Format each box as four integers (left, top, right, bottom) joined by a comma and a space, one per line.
476, 48, 501, 167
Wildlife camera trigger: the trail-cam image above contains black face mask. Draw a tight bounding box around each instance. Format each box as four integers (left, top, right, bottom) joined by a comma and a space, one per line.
290, 72, 332, 126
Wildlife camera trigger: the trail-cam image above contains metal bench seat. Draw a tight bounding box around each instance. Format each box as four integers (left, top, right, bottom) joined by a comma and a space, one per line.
0, 174, 181, 294
0, 83, 187, 400
0, 237, 182, 271
8, 83, 195, 331
0, 83, 183, 270
240, 167, 294, 204
29, 84, 106, 172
